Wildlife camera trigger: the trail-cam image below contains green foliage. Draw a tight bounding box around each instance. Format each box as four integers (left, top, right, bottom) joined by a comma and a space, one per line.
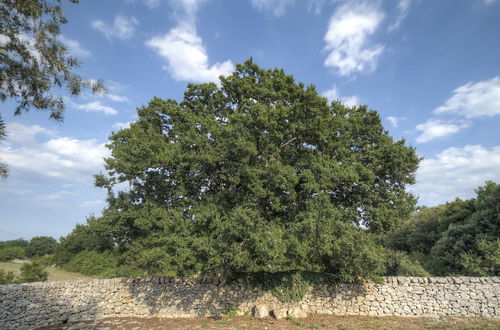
0, 246, 25, 261
31, 254, 55, 267
18, 262, 48, 283
25, 236, 58, 257
61, 250, 133, 277
0, 269, 16, 284
0, 239, 29, 248
430, 181, 500, 275
0, 0, 104, 178
68, 59, 418, 281
461, 239, 500, 276
0, 0, 104, 120
54, 216, 114, 265
384, 250, 429, 277
387, 181, 500, 276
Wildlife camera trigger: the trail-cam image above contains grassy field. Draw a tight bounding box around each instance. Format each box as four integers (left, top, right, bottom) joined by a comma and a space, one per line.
0, 261, 93, 282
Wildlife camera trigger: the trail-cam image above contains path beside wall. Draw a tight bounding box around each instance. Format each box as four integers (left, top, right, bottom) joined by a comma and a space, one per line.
0, 276, 499, 329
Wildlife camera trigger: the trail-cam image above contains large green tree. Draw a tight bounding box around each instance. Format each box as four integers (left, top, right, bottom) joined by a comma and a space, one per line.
0, 0, 104, 177
72, 60, 419, 280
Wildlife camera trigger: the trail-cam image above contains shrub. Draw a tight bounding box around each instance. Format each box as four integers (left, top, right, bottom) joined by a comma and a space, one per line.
62, 250, 131, 277
18, 262, 48, 283
384, 250, 429, 277
0, 269, 16, 284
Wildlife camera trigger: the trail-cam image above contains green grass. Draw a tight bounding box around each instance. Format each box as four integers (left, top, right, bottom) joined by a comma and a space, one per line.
0, 261, 93, 282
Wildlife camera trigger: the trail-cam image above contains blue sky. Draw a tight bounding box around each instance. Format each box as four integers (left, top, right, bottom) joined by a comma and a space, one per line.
1, 0, 500, 241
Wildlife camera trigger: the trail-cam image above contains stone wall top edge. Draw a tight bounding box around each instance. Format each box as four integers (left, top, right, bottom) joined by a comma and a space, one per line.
1, 276, 499, 290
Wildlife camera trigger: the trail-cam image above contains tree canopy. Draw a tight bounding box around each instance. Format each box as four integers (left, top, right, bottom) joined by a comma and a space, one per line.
25, 236, 58, 258
58, 60, 420, 282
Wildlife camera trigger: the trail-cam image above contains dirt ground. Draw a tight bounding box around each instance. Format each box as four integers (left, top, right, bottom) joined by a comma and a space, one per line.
37, 315, 500, 329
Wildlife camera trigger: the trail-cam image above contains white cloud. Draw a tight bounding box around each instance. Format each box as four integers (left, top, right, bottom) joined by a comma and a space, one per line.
251, 0, 294, 17
113, 121, 133, 130
59, 36, 91, 58
324, 1, 385, 76
388, 0, 411, 31
146, 0, 233, 83
92, 15, 139, 40
322, 85, 360, 107
415, 119, 469, 143
1, 123, 109, 182
483, 0, 496, 5
434, 76, 500, 118
5, 122, 55, 146
72, 100, 118, 116
106, 94, 129, 103
412, 145, 500, 206
386, 116, 400, 128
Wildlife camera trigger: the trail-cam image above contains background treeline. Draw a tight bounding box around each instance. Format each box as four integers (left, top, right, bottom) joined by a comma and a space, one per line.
0, 236, 57, 284
0, 236, 57, 261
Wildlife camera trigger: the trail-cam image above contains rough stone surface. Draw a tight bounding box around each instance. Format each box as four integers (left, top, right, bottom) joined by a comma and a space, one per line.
288, 307, 308, 319
252, 305, 269, 318
271, 308, 288, 320
0, 276, 498, 329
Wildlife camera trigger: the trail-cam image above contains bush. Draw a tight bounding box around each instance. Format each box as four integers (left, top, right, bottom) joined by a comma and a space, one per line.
31, 254, 55, 267
18, 262, 48, 283
0, 269, 16, 284
62, 250, 131, 277
384, 250, 429, 277
0, 246, 25, 261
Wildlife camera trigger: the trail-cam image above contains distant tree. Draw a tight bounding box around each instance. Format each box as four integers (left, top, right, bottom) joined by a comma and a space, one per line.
86, 60, 419, 281
0, 0, 105, 178
25, 236, 58, 257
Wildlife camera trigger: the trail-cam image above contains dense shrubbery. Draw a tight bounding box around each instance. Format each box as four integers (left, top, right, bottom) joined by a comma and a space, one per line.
0, 246, 25, 261
61, 250, 134, 278
0, 239, 28, 261
387, 181, 500, 276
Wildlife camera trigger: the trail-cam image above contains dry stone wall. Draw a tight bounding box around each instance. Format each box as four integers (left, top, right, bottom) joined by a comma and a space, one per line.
0, 276, 499, 329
